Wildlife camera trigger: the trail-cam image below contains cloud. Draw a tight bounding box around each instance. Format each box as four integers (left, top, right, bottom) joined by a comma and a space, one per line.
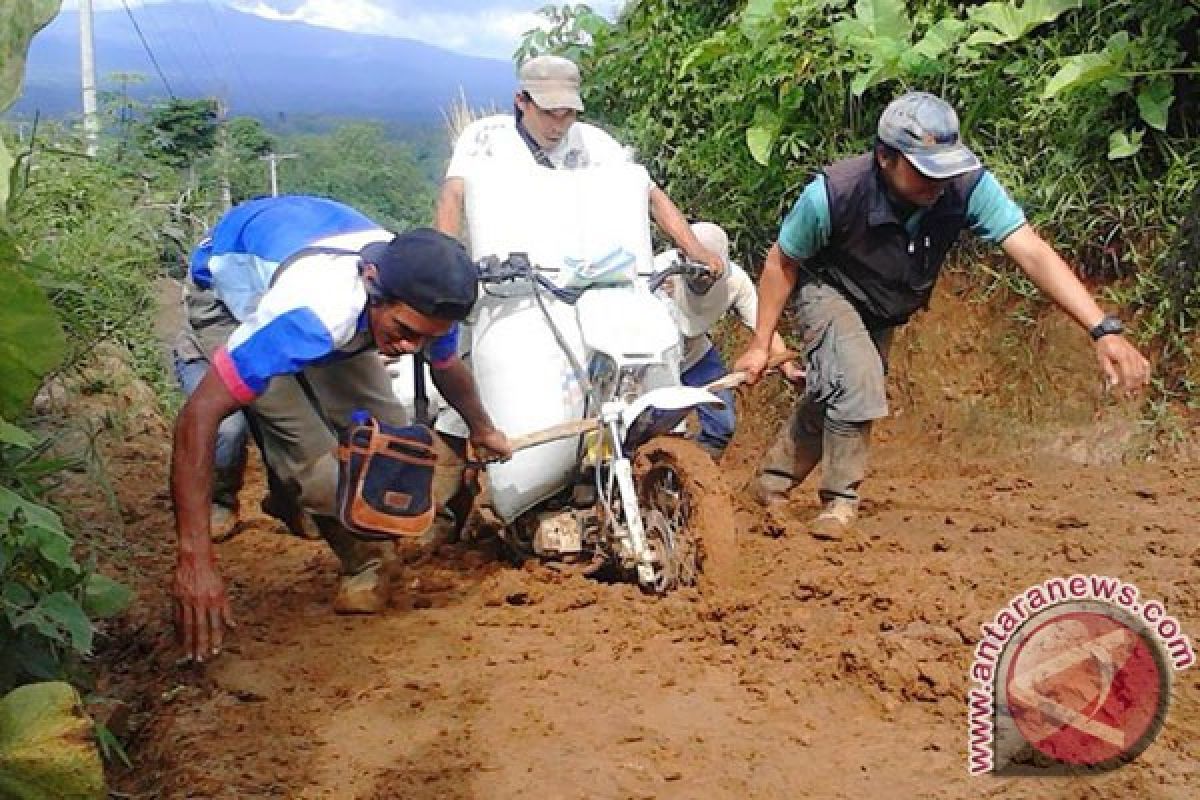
226, 1, 622, 60
61, 1, 624, 60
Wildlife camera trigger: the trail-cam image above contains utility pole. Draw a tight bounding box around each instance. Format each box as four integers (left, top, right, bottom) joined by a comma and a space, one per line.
259, 152, 298, 197
79, 0, 100, 156
216, 98, 232, 210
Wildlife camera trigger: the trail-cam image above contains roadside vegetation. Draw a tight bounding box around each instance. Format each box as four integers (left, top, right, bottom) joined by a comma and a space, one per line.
1, 5, 439, 792
529, 0, 1199, 409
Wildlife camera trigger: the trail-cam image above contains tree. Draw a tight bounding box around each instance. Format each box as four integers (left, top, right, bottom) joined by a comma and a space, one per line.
225, 116, 276, 203
134, 98, 219, 169
282, 123, 436, 230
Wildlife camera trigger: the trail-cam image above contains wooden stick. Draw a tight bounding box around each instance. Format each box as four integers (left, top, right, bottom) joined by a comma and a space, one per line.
703, 349, 803, 393
508, 417, 600, 452
506, 350, 801, 454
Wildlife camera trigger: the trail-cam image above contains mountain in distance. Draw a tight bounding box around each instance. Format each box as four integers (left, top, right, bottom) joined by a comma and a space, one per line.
12, 3, 517, 122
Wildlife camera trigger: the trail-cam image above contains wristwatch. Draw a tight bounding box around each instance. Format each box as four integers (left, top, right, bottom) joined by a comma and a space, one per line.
1088, 314, 1124, 341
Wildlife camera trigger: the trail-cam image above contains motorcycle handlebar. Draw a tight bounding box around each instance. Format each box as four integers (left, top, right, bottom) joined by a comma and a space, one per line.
475, 254, 712, 300
646, 259, 710, 293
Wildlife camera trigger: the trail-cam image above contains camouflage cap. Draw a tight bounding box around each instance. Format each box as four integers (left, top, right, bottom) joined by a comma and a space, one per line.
877, 91, 981, 179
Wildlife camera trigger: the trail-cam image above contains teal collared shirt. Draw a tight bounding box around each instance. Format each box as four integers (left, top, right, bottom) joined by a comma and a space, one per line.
779, 171, 1026, 261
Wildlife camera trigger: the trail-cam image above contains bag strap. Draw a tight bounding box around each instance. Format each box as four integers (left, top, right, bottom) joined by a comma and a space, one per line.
268, 245, 362, 289
515, 115, 556, 169
412, 351, 432, 426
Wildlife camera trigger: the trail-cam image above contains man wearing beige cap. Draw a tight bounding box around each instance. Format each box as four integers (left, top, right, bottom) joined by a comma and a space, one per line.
435, 54, 722, 274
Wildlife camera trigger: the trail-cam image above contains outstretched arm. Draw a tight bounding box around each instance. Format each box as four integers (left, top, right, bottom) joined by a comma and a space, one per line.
648, 185, 724, 276
1001, 224, 1150, 392
431, 356, 512, 460
734, 243, 802, 384
171, 368, 242, 662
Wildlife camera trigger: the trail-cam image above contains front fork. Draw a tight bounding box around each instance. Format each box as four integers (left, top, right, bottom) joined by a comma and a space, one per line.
600, 402, 657, 586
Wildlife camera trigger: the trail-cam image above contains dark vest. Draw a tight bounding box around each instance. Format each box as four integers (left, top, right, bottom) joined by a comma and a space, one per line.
808, 153, 982, 327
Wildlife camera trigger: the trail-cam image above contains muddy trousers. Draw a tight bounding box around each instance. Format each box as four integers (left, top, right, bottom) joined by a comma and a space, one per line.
758, 405, 872, 503
253, 360, 467, 574
756, 281, 893, 504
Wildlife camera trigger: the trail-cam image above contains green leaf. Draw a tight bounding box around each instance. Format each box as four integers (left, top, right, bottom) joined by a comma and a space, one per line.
0, 1, 63, 112
0, 260, 67, 418
1107, 129, 1144, 160
850, 62, 893, 97
37, 591, 92, 653
82, 573, 132, 619
1136, 77, 1174, 132
0, 416, 35, 448
740, 0, 782, 39
0, 485, 66, 536
2, 582, 34, 609
746, 107, 781, 167
1101, 75, 1133, 96
0, 136, 12, 218
678, 32, 729, 76
1042, 51, 1118, 99
967, 0, 1081, 47
860, 0, 911, 42
834, 0, 912, 52
28, 527, 78, 573
912, 18, 967, 60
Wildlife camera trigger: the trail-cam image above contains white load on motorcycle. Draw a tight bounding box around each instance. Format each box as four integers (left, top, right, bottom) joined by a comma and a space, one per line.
423, 162, 724, 533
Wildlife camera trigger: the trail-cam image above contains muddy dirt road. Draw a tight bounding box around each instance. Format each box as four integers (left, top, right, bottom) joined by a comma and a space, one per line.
65, 280, 1196, 799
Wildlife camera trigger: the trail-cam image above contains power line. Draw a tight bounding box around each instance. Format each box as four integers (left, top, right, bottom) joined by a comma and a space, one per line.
131, 0, 200, 97
121, 0, 176, 99
201, 0, 268, 113
172, 3, 226, 99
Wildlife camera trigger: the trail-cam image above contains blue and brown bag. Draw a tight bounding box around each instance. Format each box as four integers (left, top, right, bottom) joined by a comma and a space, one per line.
336, 411, 437, 540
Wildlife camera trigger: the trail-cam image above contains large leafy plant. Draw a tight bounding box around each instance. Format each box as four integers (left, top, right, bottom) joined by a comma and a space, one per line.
0, 0, 66, 418
0, 419, 132, 693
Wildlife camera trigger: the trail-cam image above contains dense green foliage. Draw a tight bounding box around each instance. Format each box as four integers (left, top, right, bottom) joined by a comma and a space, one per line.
133, 99, 220, 169
1, 1, 131, 715
276, 123, 437, 230
1, 417, 132, 693
565, 0, 1198, 394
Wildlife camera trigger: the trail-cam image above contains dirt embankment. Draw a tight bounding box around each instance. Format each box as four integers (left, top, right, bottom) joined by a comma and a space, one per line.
54, 274, 1200, 799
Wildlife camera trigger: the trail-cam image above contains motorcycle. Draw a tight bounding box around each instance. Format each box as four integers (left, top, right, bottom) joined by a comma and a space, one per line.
422, 248, 733, 592
400, 162, 739, 592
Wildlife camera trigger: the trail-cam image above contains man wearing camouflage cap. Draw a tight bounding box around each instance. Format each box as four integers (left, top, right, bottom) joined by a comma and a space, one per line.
735, 91, 1150, 540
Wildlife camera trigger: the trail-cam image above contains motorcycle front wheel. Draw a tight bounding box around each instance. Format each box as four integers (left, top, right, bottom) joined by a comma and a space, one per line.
632, 436, 738, 593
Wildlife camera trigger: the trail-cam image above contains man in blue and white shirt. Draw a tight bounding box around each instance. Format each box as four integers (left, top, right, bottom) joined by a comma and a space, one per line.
172, 195, 511, 663
736, 92, 1150, 540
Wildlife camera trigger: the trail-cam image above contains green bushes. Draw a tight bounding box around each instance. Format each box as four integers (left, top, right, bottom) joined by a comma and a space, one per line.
571, 0, 1198, 392
6, 133, 176, 395
1, 416, 132, 693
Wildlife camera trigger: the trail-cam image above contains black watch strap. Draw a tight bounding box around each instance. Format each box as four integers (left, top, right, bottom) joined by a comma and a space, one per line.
1088, 314, 1124, 341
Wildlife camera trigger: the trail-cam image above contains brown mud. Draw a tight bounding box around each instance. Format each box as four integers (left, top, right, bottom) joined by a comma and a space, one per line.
58, 276, 1200, 799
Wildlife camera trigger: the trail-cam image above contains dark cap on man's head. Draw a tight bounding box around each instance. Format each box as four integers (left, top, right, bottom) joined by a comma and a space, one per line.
360, 228, 478, 320
877, 91, 981, 179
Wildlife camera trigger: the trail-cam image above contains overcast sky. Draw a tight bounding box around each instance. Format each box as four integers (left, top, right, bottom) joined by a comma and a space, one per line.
65, 1, 625, 60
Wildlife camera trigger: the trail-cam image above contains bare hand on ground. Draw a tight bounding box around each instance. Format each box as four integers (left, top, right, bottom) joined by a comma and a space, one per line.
1095, 336, 1151, 395
173, 555, 235, 663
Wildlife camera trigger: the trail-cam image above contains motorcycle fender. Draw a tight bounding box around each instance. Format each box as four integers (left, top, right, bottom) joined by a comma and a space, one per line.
621, 387, 725, 452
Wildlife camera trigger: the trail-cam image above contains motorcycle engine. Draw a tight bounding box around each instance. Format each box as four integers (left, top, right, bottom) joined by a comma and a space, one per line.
532, 509, 584, 555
